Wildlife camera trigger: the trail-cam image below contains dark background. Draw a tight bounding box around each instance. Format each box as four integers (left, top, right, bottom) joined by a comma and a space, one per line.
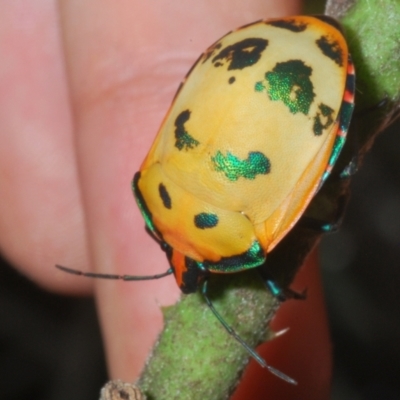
0, 259, 107, 400
321, 116, 400, 400
1, 2, 399, 399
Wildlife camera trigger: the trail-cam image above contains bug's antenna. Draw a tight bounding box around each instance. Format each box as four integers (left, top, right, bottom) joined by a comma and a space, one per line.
201, 280, 297, 385
55, 264, 174, 281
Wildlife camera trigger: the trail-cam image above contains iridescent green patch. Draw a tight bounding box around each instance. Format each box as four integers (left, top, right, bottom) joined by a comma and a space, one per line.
212, 38, 268, 71
316, 36, 343, 67
254, 81, 265, 92
132, 172, 157, 235
256, 60, 315, 115
321, 135, 346, 183
201, 240, 265, 273
174, 110, 200, 151
313, 103, 335, 136
329, 135, 346, 167
211, 151, 271, 181
339, 101, 354, 132
194, 213, 219, 229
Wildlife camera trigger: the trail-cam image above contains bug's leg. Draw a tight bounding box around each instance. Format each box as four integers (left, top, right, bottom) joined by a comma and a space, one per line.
298, 191, 350, 234
297, 216, 342, 234
355, 96, 388, 117
266, 279, 307, 301
258, 269, 307, 301
338, 97, 391, 182
201, 279, 297, 385
55, 264, 174, 281
338, 119, 360, 180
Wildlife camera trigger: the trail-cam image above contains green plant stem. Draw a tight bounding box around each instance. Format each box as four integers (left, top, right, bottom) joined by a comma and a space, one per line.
139, 272, 278, 400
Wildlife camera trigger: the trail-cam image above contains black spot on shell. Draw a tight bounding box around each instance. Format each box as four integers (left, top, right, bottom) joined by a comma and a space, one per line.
174, 110, 200, 151
212, 38, 268, 71
202, 42, 223, 63
316, 35, 344, 66
194, 213, 219, 229
158, 183, 172, 209
267, 19, 307, 32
